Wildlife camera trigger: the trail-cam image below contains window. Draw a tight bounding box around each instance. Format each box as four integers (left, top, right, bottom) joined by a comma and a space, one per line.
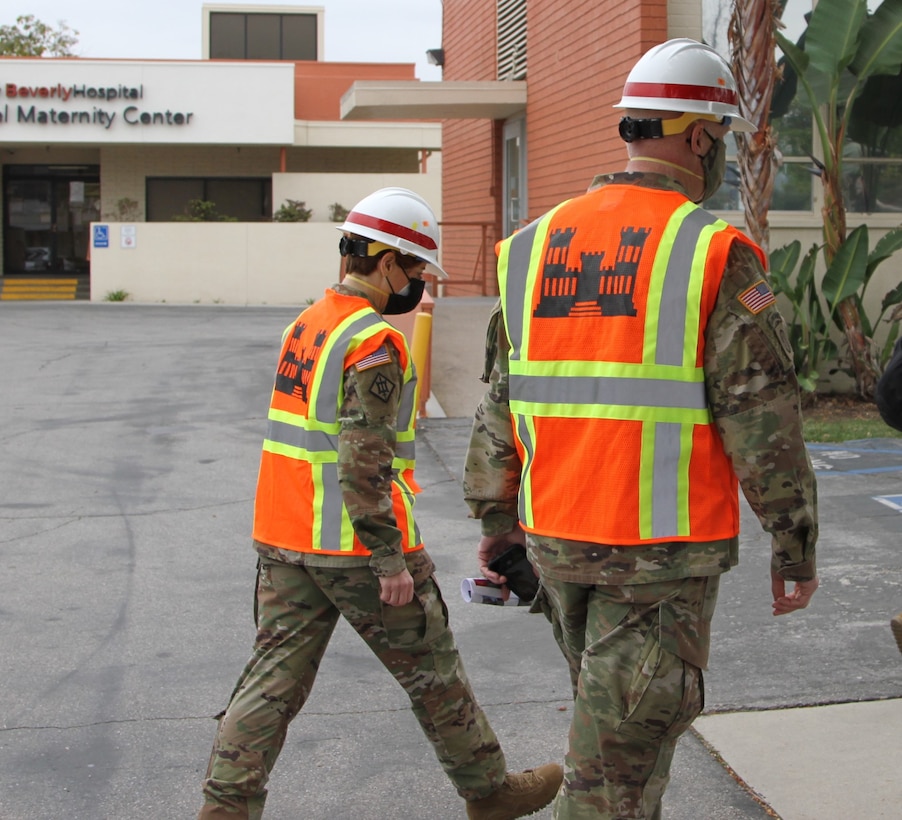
209, 12, 317, 61
146, 178, 272, 222
702, 0, 902, 214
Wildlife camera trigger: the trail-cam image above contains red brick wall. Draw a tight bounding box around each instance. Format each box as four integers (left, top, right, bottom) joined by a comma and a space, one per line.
441, 0, 501, 294
293, 61, 415, 120
526, 0, 668, 214
439, 0, 669, 294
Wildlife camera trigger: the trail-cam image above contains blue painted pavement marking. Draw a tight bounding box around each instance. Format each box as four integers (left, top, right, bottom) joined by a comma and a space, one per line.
807, 442, 902, 475
874, 494, 902, 512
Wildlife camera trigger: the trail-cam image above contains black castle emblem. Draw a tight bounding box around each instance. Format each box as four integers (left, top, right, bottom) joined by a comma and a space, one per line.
274, 322, 327, 402
533, 226, 651, 318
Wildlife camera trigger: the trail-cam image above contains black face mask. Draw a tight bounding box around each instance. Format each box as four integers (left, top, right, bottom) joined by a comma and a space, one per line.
382, 274, 426, 315
697, 130, 727, 203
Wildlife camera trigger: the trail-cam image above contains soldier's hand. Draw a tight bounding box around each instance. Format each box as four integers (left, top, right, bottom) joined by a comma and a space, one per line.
478, 524, 527, 584
379, 569, 415, 607
771, 571, 819, 616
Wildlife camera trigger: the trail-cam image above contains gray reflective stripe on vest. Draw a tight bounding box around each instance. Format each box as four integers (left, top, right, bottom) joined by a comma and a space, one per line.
655, 207, 720, 367
509, 373, 707, 414
319, 460, 346, 547
651, 421, 683, 536
265, 421, 336, 457
266, 416, 415, 462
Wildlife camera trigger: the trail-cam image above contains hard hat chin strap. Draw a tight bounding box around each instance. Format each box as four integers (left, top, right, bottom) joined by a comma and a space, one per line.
339, 235, 395, 258
619, 111, 725, 143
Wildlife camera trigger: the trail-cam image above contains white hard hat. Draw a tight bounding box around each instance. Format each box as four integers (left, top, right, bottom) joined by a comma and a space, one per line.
614, 38, 756, 132
338, 187, 448, 278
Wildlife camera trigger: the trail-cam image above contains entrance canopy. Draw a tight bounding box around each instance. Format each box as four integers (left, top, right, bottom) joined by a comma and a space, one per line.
340, 80, 527, 121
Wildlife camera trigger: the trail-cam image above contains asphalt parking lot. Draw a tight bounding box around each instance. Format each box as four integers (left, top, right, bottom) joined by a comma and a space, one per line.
1, 301, 900, 819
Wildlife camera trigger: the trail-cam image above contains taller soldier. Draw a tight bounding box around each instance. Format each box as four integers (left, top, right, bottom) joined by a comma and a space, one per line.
464, 40, 819, 819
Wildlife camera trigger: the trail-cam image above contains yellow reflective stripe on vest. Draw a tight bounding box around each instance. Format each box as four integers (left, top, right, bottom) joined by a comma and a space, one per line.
501, 199, 730, 540
514, 413, 537, 530
394, 470, 422, 547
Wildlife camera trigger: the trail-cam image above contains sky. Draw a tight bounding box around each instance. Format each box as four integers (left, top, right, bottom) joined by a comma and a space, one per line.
8, 1, 444, 80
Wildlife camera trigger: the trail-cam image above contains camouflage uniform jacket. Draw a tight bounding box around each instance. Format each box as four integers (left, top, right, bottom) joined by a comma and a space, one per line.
464, 172, 818, 586
257, 281, 429, 579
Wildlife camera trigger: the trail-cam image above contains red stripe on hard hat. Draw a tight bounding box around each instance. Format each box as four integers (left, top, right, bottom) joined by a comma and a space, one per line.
346, 211, 438, 251
623, 81, 737, 106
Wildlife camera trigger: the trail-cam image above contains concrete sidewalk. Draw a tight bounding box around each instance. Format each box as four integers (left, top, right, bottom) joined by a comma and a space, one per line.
1, 301, 900, 820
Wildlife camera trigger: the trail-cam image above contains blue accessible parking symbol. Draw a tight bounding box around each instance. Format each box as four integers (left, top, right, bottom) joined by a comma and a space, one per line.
93, 224, 110, 248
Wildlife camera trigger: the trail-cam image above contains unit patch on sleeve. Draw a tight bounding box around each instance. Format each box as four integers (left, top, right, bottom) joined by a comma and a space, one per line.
368, 372, 396, 403
737, 280, 777, 314
355, 345, 392, 372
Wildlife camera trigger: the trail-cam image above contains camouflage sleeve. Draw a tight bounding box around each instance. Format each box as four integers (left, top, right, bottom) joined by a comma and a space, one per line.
338, 342, 406, 577
463, 300, 522, 536
705, 242, 818, 582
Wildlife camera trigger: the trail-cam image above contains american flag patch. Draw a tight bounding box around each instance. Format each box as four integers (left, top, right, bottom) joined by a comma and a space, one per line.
355, 345, 392, 371
738, 280, 776, 314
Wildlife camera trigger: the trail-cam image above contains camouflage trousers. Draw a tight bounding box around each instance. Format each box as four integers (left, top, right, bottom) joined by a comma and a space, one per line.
199, 554, 506, 819
538, 574, 720, 820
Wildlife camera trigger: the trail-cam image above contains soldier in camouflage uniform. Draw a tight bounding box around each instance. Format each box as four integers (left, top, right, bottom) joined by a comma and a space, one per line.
463, 41, 819, 819
198, 188, 562, 819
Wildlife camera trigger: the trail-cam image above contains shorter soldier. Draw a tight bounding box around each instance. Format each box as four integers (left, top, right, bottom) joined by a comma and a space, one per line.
198, 188, 562, 819
464, 41, 819, 819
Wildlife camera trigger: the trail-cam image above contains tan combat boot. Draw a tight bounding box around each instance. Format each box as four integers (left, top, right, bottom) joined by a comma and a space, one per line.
466, 763, 563, 820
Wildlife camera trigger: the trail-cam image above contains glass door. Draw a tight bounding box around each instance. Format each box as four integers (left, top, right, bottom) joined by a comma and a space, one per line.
3, 166, 100, 275
502, 117, 527, 238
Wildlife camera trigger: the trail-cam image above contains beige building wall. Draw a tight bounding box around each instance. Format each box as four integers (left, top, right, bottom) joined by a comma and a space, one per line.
97, 145, 436, 222
668, 0, 702, 38
90, 222, 343, 305
271, 164, 442, 225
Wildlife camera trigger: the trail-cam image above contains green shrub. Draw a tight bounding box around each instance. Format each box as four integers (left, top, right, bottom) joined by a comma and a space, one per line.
329, 202, 349, 223
273, 199, 313, 222
173, 199, 237, 222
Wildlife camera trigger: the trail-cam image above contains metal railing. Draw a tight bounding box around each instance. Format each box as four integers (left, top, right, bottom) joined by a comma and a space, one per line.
437, 221, 497, 296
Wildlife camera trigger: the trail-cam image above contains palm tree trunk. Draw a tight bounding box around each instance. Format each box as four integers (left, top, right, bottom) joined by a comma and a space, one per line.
729, 0, 782, 255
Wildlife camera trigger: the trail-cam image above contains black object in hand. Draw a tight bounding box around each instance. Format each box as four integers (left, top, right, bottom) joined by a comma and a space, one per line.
487, 543, 538, 602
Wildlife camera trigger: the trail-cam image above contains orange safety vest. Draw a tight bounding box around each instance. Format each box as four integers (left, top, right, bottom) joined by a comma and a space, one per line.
498, 185, 765, 545
253, 289, 422, 556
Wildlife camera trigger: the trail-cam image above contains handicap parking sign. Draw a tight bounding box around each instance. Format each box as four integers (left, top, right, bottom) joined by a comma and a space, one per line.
93, 225, 110, 248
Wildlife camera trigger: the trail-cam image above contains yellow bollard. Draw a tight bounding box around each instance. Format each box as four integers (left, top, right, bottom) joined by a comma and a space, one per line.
411, 311, 433, 418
